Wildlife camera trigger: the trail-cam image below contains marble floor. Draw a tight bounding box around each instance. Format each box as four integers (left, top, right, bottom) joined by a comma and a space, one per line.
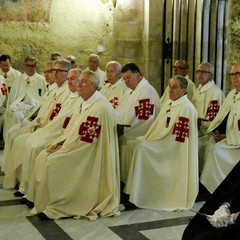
0, 150, 206, 240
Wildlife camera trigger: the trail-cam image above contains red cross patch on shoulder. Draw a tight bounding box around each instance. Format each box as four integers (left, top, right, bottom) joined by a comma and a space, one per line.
207, 100, 219, 121
79, 116, 102, 143
110, 97, 119, 108
172, 116, 189, 143
49, 103, 62, 120
1, 83, 7, 96
135, 98, 154, 120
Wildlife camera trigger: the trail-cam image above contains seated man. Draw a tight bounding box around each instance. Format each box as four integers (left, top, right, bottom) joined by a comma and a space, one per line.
25, 70, 120, 220
200, 64, 240, 193
3, 57, 47, 140
121, 75, 198, 211
0, 74, 7, 133
116, 63, 160, 140
14, 68, 82, 196
0, 54, 21, 89
3, 59, 71, 190
192, 62, 225, 171
100, 61, 127, 108
86, 53, 106, 88
160, 59, 196, 105
182, 160, 240, 240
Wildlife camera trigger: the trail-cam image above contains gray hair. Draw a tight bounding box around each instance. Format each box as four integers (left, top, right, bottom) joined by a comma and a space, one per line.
89, 53, 99, 60
81, 69, 100, 90
106, 61, 122, 72
171, 75, 188, 89
200, 62, 214, 75
54, 59, 71, 71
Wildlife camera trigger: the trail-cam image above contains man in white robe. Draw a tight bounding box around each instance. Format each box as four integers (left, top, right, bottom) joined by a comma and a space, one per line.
3, 57, 47, 140
17, 68, 82, 196
116, 63, 160, 139
121, 75, 198, 211
0, 54, 21, 89
0, 75, 7, 134
25, 70, 120, 220
86, 53, 106, 88
160, 60, 196, 105
3, 59, 71, 190
192, 62, 225, 171
200, 64, 240, 193
100, 61, 127, 108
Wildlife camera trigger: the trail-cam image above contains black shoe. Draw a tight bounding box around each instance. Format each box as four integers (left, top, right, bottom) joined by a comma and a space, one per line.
14, 191, 24, 197
37, 212, 51, 220
19, 197, 27, 204
26, 200, 34, 209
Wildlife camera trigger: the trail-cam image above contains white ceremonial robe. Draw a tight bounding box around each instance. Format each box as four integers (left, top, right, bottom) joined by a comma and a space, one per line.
3, 72, 47, 140
100, 78, 127, 108
28, 91, 120, 220
0, 76, 7, 133
192, 80, 225, 136
160, 75, 196, 106
19, 93, 83, 194
3, 82, 70, 189
122, 95, 199, 211
200, 89, 240, 193
0, 67, 21, 88
116, 77, 160, 139
191, 80, 225, 171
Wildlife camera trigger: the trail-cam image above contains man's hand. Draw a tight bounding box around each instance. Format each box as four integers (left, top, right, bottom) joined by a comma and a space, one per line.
207, 203, 237, 228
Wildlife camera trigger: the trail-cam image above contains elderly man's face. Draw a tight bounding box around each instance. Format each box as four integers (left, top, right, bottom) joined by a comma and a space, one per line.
77, 73, 96, 100
196, 64, 212, 86
172, 60, 188, 77
67, 70, 80, 92
24, 60, 37, 77
230, 65, 240, 92
88, 57, 99, 71
169, 79, 186, 101
52, 63, 69, 87
106, 63, 121, 84
44, 64, 54, 85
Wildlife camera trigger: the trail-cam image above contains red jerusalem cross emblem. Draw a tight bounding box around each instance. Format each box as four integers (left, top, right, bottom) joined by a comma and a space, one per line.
1, 83, 7, 96
207, 100, 219, 121
172, 116, 189, 143
110, 97, 119, 108
135, 98, 154, 120
49, 103, 62, 120
79, 116, 102, 143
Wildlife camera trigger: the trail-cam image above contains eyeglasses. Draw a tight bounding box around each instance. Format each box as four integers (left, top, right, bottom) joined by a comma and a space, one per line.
196, 70, 211, 74
229, 72, 240, 77
44, 69, 53, 74
172, 66, 186, 70
52, 69, 68, 74
25, 64, 36, 68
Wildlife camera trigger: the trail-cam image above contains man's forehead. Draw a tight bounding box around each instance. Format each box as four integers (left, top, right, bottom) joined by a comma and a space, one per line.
231, 65, 240, 72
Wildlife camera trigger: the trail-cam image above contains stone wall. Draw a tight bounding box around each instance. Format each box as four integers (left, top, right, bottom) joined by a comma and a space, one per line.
0, 0, 114, 72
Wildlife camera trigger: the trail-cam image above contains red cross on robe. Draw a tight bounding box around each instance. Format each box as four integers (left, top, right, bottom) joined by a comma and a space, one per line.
207, 100, 219, 121
1, 83, 7, 96
79, 116, 102, 143
49, 103, 62, 120
172, 116, 189, 143
110, 97, 119, 108
238, 119, 240, 131
62, 117, 71, 129
135, 98, 154, 120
